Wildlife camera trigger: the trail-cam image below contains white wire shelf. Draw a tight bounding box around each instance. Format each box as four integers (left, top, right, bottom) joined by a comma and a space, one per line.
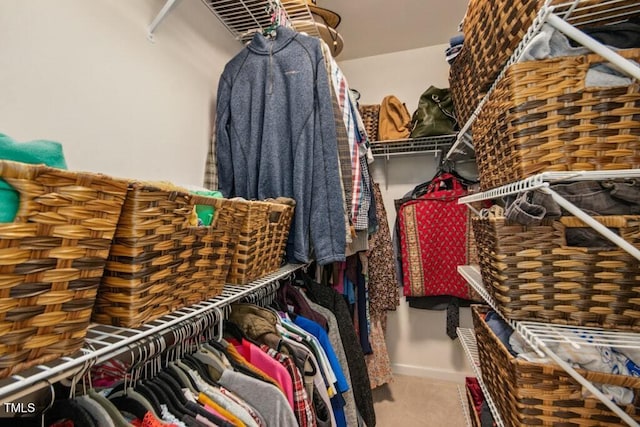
0, 263, 304, 402
457, 384, 473, 427
369, 135, 456, 158
457, 327, 505, 427
202, 0, 321, 42
444, 0, 640, 161
458, 170, 640, 204
458, 265, 640, 426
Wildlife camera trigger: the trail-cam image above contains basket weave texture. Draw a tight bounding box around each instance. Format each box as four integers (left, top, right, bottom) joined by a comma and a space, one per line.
473, 214, 640, 330
472, 305, 640, 427
465, 385, 482, 427
0, 160, 128, 378
474, 48, 640, 191
449, 45, 481, 127
226, 198, 295, 285
94, 184, 247, 328
359, 104, 380, 141
462, 0, 640, 95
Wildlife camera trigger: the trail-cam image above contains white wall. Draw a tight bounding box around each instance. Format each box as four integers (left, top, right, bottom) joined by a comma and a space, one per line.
340, 46, 475, 383
0, 0, 241, 185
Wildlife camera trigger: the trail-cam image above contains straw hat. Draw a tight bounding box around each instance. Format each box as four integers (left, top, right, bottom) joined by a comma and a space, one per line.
305, 0, 341, 29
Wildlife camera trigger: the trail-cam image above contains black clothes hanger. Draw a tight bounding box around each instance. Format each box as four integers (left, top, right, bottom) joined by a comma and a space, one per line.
109, 395, 149, 420
183, 354, 218, 387
150, 377, 197, 418
134, 382, 163, 416
156, 372, 189, 406
45, 399, 98, 427
144, 379, 186, 419
169, 362, 200, 392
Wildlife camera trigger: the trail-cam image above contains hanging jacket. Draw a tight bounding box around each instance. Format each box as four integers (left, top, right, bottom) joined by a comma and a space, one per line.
216, 26, 346, 265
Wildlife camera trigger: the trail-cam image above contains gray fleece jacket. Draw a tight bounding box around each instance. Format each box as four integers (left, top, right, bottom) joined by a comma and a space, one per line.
216, 26, 346, 265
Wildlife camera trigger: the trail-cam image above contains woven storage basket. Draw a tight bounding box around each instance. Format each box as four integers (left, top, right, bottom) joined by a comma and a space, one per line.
472, 305, 640, 426
226, 197, 295, 285
0, 160, 128, 378
472, 214, 640, 330
463, 0, 640, 94
449, 45, 481, 127
474, 48, 640, 191
359, 104, 380, 141
94, 184, 247, 328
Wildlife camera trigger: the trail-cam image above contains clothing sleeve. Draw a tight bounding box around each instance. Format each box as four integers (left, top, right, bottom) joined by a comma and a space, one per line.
310, 54, 346, 265
215, 74, 234, 198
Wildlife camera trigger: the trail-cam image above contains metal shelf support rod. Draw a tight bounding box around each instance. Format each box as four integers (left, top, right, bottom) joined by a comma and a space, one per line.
546, 13, 640, 81
541, 187, 640, 261
148, 0, 182, 40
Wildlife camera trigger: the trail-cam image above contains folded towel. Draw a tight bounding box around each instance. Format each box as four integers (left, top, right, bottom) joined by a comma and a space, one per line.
0, 133, 67, 222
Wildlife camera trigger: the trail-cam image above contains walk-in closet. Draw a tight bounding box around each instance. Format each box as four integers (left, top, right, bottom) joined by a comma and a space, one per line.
1, 1, 640, 426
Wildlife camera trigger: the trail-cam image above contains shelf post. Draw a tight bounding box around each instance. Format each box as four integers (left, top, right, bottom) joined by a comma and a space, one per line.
148, 0, 182, 42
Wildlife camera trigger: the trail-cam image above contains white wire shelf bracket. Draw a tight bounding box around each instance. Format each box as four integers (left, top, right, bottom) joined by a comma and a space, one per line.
458, 265, 640, 426
457, 327, 505, 427
443, 0, 640, 162
0, 263, 305, 402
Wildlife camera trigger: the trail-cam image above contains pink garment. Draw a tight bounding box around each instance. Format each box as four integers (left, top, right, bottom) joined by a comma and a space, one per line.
204, 403, 232, 423
196, 414, 219, 427
233, 339, 295, 409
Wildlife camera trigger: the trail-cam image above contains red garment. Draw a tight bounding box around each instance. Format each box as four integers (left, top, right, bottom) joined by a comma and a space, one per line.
131, 411, 179, 427
50, 421, 74, 427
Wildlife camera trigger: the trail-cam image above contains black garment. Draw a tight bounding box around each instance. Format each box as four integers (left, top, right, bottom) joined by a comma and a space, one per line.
299, 273, 376, 427
45, 399, 98, 427
356, 256, 372, 354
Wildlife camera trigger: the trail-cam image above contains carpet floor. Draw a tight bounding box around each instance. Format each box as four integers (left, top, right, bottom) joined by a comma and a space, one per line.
372, 375, 468, 427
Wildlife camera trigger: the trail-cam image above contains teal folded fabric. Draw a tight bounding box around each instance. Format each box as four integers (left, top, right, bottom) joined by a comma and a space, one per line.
192, 190, 223, 226
0, 133, 68, 222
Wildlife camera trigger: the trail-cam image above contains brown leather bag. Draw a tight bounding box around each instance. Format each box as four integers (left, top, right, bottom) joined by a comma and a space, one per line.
378, 95, 412, 141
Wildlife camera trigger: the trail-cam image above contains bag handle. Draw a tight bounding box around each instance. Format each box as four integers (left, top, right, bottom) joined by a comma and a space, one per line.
431, 94, 458, 130
425, 172, 464, 194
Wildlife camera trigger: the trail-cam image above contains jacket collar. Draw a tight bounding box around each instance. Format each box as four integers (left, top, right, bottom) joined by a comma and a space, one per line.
247, 26, 298, 55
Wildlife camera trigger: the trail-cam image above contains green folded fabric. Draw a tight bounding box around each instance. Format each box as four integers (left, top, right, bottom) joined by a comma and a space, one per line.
0, 133, 68, 222
192, 190, 223, 226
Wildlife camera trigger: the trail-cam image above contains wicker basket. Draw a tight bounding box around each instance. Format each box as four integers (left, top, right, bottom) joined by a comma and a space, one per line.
474, 48, 640, 191
472, 305, 640, 426
226, 197, 295, 285
449, 45, 481, 127
472, 214, 640, 330
0, 160, 128, 378
359, 104, 380, 141
462, 0, 640, 94
93, 184, 247, 328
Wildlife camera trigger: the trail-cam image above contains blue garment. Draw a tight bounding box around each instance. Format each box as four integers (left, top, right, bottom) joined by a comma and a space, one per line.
294, 315, 349, 427
485, 311, 516, 356
215, 26, 346, 265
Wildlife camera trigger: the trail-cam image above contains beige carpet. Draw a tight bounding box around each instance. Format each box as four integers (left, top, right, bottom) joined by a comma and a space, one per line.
372, 374, 468, 427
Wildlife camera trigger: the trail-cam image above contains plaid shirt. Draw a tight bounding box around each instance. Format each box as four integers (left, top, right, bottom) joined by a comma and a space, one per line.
261, 345, 317, 427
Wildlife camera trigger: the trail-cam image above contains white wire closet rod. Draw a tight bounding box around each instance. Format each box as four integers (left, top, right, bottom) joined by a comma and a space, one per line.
458, 265, 640, 426
444, 0, 640, 162
0, 263, 304, 402
457, 327, 505, 427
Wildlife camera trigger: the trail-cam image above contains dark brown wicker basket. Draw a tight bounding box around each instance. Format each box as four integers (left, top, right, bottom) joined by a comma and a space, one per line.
226, 198, 295, 285
359, 104, 380, 141
473, 214, 640, 330
449, 45, 481, 127
93, 184, 247, 327
474, 48, 640, 191
472, 305, 640, 426
0, 160, 128, 378
465, 383, 482, 427
463, 0, 640, 95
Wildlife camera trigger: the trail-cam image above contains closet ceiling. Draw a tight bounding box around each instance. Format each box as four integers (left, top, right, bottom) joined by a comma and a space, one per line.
318, 0, 469, 61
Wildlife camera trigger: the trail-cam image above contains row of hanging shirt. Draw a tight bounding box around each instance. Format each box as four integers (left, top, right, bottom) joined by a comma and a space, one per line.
42, 278, 375, 427
211, 8, 375, 266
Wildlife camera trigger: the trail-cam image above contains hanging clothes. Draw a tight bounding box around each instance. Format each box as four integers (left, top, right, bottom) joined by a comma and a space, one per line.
216, 26, 346, 265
